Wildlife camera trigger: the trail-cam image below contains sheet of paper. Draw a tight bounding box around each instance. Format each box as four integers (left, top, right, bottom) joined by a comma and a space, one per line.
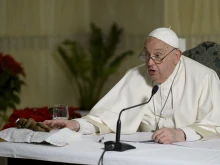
120, 132, 154, 142
84, 132, 154, 143
84, 132, 220, 149
173, 139, 220, 149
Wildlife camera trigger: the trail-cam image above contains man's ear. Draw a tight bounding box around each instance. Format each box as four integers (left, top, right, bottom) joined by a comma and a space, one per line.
174, 49, 182, 65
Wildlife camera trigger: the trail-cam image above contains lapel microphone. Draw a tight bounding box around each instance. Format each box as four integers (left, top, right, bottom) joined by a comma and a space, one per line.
104, 85, 159, 152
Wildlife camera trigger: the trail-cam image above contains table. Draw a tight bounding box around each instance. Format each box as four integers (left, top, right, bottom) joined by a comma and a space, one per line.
1, 137, 220, 165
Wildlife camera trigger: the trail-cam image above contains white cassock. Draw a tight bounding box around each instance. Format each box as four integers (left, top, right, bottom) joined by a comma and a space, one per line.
74, 55, 220, 141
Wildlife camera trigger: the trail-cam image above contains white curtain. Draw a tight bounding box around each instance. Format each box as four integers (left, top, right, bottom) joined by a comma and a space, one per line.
164, 0, 220, 49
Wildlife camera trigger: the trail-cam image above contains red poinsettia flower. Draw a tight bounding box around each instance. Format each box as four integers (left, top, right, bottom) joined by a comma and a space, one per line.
0, 52, 25, 111
0, 53, 25, 76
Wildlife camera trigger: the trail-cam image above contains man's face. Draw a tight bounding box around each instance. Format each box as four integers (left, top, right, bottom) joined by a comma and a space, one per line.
144, 37, 181, 84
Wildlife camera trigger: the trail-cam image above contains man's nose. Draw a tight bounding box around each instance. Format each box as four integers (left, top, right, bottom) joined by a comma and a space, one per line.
147, 57, 154, 66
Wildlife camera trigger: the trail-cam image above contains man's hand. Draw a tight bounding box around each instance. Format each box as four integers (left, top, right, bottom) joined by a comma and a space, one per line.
152, 128, 186, 144
42, 119, 80, 132
16, 118, 52, 132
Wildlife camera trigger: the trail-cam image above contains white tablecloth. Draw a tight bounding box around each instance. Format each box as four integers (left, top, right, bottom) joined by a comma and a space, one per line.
1, 137, 220, 165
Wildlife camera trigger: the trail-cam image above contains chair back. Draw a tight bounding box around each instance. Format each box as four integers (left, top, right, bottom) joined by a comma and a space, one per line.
183, 41, 220, 78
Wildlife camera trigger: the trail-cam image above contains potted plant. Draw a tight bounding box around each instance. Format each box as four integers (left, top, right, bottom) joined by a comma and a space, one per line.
57, 22, 134, 110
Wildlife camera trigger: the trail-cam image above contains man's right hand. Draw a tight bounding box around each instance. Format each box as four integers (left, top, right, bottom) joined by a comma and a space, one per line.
42, 119, 80, 131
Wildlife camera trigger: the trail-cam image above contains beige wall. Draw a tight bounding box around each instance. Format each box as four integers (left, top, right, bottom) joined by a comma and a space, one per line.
90, 0, 164, 35
0, 0, 220, 124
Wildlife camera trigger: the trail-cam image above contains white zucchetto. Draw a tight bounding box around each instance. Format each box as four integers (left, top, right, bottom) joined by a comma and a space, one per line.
148, 27, 179, 48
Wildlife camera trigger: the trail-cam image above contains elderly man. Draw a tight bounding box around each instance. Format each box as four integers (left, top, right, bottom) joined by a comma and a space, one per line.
43, 27, 220, 144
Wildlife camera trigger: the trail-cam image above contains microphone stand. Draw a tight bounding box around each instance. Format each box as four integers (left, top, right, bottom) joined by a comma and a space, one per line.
104, 85, 159, 152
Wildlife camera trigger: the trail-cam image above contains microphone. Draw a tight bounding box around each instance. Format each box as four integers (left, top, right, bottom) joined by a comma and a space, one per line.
104, 85, 159, 152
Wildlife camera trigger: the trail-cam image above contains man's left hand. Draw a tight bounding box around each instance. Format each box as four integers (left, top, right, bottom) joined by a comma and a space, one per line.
152, 128, 185, 144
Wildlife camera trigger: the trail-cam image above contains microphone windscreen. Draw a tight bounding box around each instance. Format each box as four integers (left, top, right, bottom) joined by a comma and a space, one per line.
152, 85, 159, 95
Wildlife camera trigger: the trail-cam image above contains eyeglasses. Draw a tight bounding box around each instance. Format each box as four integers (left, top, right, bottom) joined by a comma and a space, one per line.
138, 48, 176, 64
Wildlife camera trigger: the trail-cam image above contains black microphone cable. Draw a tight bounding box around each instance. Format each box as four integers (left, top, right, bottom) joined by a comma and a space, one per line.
97, 149, 107, 165
97, 136, 107, 165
